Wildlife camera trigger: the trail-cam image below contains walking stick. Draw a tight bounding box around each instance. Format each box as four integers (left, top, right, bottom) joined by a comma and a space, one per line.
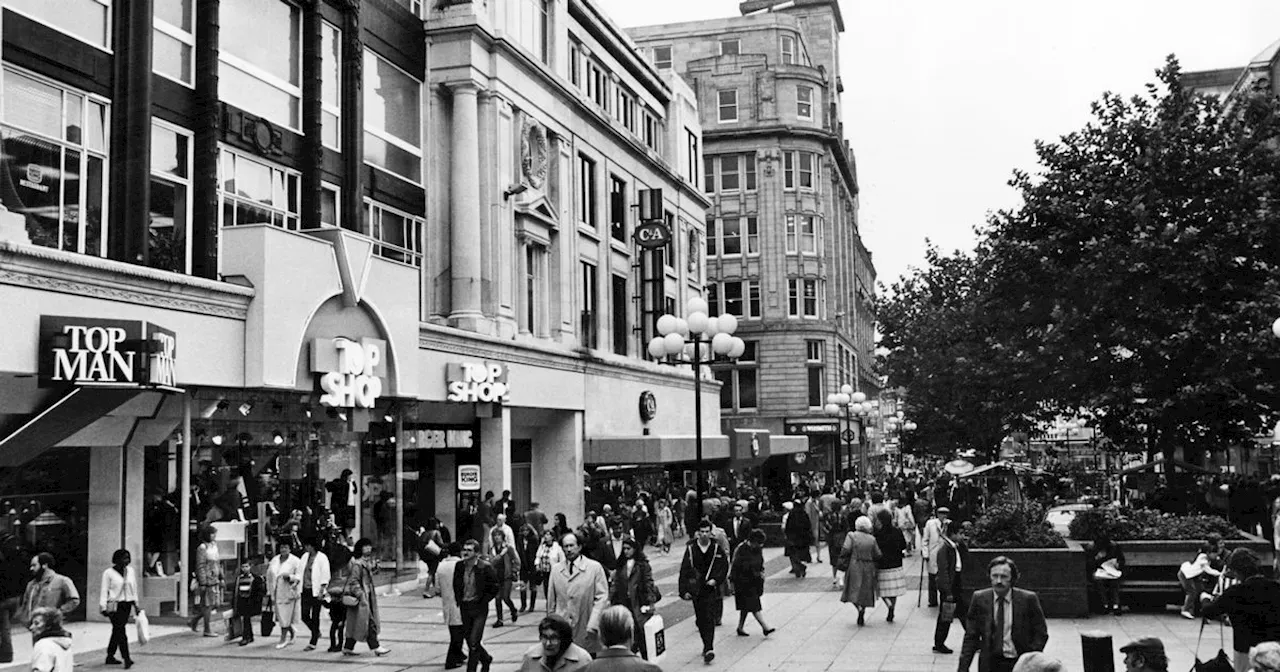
917, 551, 925, 608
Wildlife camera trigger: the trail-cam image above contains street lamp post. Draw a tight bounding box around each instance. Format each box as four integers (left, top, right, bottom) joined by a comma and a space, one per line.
648, 297, 745, 522
825, 385, 869, 485
884, 413, 917, 472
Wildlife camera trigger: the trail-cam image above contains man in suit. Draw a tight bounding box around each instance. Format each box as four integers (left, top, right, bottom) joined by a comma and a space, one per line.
728, 503, 753, 556
934, 520, 968, 655
922, 506, 951, 607
957, 556, 1049, 672
595, 521, 626, 575
453, 539, 501, 672
583, 605, 662, 672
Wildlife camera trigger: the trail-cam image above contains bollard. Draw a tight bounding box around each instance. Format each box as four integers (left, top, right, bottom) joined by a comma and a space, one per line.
1082, 630, 1115, 672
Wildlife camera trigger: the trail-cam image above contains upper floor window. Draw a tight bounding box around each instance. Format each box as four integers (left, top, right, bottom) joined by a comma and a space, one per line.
220, 0, 301, 131
663, 212, 677, 269
1, 67, 109, 257
704, 153, 756, 193
580, 261, 599, 349
515, 0, 549, 64
615, 86, 636, 132
588, 61, 608, 108
219, 147, 300, 230
154, 0, 195, 85
781, 36, 795, 65
652, 46, 672, 70
364, 50, 422, 183
609, 175, 627, 242
703, 156, 715, 194
148, 122, 193, 274
707, 216, 757, 257
785, 214, 818, 254
389, 0, 422, 16
784, 151, 815, 190
685, 129, 699, 187
9, 0, 110, 49
570, 40, 583, 87
366, 200, 424, 266
797, 86, 813, 120
642, 112, 660, 152
321, 22, 341, 150
719, 39, 740, 56
577, 153, 597, 228
718, 90, 738, 123
720, 155, 739, 191
788, 278, 820, 318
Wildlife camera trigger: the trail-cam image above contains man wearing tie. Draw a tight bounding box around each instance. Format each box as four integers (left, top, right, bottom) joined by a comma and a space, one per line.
728, 504, 752, 556
957, 556, 1048, 672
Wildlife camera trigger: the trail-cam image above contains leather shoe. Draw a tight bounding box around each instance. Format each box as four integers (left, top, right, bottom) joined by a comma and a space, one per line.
933, 645, 953, 654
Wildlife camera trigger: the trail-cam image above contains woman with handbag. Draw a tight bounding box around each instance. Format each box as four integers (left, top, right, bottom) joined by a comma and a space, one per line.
489, 528, 521, 627
1089, 533, 1125, 615
188, 526, 222, 637
608, 536, 659, 655
729, 529, 773, 637
839, 515, 882, 627
516, 524, 540, 613
266, 538, 303, 649
99, 549, 138, 668
341, 538, 390, 657
416, 520, 444, 599
533, 530, 565, 608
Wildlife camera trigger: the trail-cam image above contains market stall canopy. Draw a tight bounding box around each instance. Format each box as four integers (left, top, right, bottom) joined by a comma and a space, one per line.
1115, 456, 1213, 477
944, 459, 975, 475
956, 460, 1044, 480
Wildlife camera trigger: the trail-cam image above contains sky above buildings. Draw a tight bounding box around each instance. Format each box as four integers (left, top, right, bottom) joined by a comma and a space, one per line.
599, 0, 1280, 289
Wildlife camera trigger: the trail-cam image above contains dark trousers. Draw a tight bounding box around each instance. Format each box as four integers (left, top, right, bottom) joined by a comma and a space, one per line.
693, 593, 718, 653
1093, 578, 1120, 610
494, 579, 516, 622
328, 604, 346, 649
106, 601, 135, 662
0, 596, 17, 662
461, 601, 492, 672
238, 615, 254, 643
989, 656, 1018, 672
927, 573, 938, 606
933, 584, 967, 648
301, 593, 323, 645
446, 624, 467, 666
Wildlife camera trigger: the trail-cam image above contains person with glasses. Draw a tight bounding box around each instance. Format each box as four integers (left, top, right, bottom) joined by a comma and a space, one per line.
453, 539, 501, 672
518, 613, 590, 672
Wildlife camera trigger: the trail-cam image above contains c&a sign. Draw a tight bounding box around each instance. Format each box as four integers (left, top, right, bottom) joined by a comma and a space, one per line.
311, 337, 387, 408
38, 316, 178, 389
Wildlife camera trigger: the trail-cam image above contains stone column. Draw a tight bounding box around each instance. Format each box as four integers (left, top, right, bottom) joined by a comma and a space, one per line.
450, 82, 484, 329
479, 406, 511, 499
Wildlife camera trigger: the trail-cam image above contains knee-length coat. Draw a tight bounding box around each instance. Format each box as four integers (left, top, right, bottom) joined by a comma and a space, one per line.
840, 530, 882, 607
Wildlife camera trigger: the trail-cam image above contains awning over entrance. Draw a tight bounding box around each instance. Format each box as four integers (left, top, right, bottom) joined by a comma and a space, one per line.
0, 387, 178, 467
585, 436, 731, 465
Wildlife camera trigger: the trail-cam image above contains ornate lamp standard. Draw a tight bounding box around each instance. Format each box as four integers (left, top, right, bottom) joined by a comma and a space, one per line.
825, 385, 870, 485
647, 297, 745, 521
884, 413, 917, 471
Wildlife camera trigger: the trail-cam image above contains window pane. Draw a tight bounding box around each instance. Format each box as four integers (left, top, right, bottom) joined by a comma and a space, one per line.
739, 369, 757, 408
364, 133, 422, 183
155, 0, 193, 31
4, 71, 63, 140
154, 29, 193, 84
322, 112, 339, 149
724, 282, 743, 316
320, 188, 338, 226
84, 154, 104, 256
232, 155, 272, 205
150, 126, 187, 177
220, 0, 299, 85
62, 148, 81, 253
2, 129, 62, 249
364, 51, 421, 148
321, 24, 341, 108
63, 95, 83, 144
9, 0, 109, 48
721, 218, 740, 255
720, 156, 738, 190
148, 177, 188, 273
86, 102, 107, 152
716, 370, 733, 409
808, 367, 822, 406
219, 65, 298, 129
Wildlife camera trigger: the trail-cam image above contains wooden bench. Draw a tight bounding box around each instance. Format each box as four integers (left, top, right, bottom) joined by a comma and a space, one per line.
1104, 537, 1274, 612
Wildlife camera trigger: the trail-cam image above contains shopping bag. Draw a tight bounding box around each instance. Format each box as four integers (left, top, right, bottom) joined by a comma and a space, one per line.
134, 610, 150, 645
641, 612, 665, 665
938, 600, 957, 623
1192, 619, 1234, 672
225, 615, 244, 641
424, 538, 442, 557
260, 609, 275, 637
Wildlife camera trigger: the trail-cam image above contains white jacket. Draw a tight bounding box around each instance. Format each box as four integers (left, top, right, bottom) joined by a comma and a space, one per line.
99, 565, 138, 611
922, 517, 946, 574
298, 551, 332, 598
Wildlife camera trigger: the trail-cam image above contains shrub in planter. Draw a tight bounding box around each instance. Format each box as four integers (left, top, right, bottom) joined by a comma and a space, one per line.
958, 496, 1067, 549
1067, 506, 1240, 541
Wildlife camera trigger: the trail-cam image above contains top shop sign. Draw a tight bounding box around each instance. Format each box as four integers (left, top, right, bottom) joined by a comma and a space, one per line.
446, 361, 510, 403
38, 316, 178, 389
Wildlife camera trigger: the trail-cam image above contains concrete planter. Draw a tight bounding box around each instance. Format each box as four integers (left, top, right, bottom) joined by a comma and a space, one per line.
961, 540, 1090, 618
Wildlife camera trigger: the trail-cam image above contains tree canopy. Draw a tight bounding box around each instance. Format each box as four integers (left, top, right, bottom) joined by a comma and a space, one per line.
877, 57, 1280, 462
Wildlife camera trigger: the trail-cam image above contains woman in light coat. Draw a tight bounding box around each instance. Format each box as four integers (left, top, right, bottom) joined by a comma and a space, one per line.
341, 538, 390, 656
266, 538, 303, 648
840, 515, 882, 626
655, 499, 673, 553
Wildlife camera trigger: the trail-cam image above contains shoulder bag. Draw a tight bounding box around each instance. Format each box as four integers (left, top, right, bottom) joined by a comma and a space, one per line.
1191, 618, 1233, 672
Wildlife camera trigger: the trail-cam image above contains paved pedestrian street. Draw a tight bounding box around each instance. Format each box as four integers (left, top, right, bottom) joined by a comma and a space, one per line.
2, 549, 1223, 672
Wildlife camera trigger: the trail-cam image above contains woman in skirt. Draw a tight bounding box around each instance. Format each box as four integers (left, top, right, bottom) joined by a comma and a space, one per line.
873, 508, 907, 622
839, 515, 882, 626
730, 529, 775, 636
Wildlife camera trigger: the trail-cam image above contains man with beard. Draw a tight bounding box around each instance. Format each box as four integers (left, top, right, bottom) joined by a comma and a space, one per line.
20, 553, 80, 625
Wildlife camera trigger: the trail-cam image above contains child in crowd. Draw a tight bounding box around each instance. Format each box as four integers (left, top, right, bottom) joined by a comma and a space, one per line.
231, 556, 266, 646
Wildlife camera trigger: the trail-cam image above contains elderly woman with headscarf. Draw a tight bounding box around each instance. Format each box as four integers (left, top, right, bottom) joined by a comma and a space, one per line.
783, 501, 812, 578
1203, 549, 1280, 672
839, 515, 882, 626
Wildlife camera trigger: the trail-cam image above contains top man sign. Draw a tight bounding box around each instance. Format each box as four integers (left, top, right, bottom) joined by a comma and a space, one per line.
38, 316, 178, 389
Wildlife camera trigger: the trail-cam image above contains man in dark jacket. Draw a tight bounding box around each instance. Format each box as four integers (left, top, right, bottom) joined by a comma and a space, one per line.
453, 539, 500, 672
933, 521, 968, 655
679, 519, 728, 664
957, 557, 1048, 672
594, 521, 625, 575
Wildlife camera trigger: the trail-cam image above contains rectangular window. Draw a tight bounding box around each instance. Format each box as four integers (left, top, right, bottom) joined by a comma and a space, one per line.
523, 244, 547, 335
784, 152, 794, 189
800, 215, 817, 254
154, 0, 194, 85
703, 156, 715, 194
577, 153, 597, 228
321, 21, 341, 150
719, 39, 740, 56
219, 0, 301, 130
781, 36, 795, 65
570, 40, 582, 87
663, 212, 676, 269
803, 279, 818, 316
720, 155, 740, 191
1, 68, 109, 257
9, 0, 110, 49
643, 113, 659, 152
515, 0, 549, 63
389, 0, 421, 15
365, 200, 424, 266
614, 86, 636, 131
738, 341, 758, 409
320, 183, 339, 226
717, 90, 738, 123
799, 151, 814, 189
686, 130, 698, 187
789, 279, 818, 317
706, 283, 719, 318
808, 365, 823, 407
716, 369, 733, 410
723, 281, 744, 317
652, 46, 672, 70
364, 50, 422, 183
744, 153, 756, 191
747, 281, 761, 317
588, 61, 608, 108
219, 147, 300, 230
705, 218, 718, 257
580, 261, 598, 349
807, 340, 823, 362
744, 216, 759, 254
720, 217, 741, 256
609, 175, 627, 242
611, 274, 629, 355
784, 215, 796, 253
148, 122, 193, 273
797, 86, 813, 119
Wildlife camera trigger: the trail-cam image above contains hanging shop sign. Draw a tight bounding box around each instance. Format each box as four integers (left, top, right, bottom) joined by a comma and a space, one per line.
311, 337, 387, 408
633, 221, 671, 249
638, 390, 657, 422
38, 316, 178, 389
457, 464, 481, 491
446, 361, 510, 403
